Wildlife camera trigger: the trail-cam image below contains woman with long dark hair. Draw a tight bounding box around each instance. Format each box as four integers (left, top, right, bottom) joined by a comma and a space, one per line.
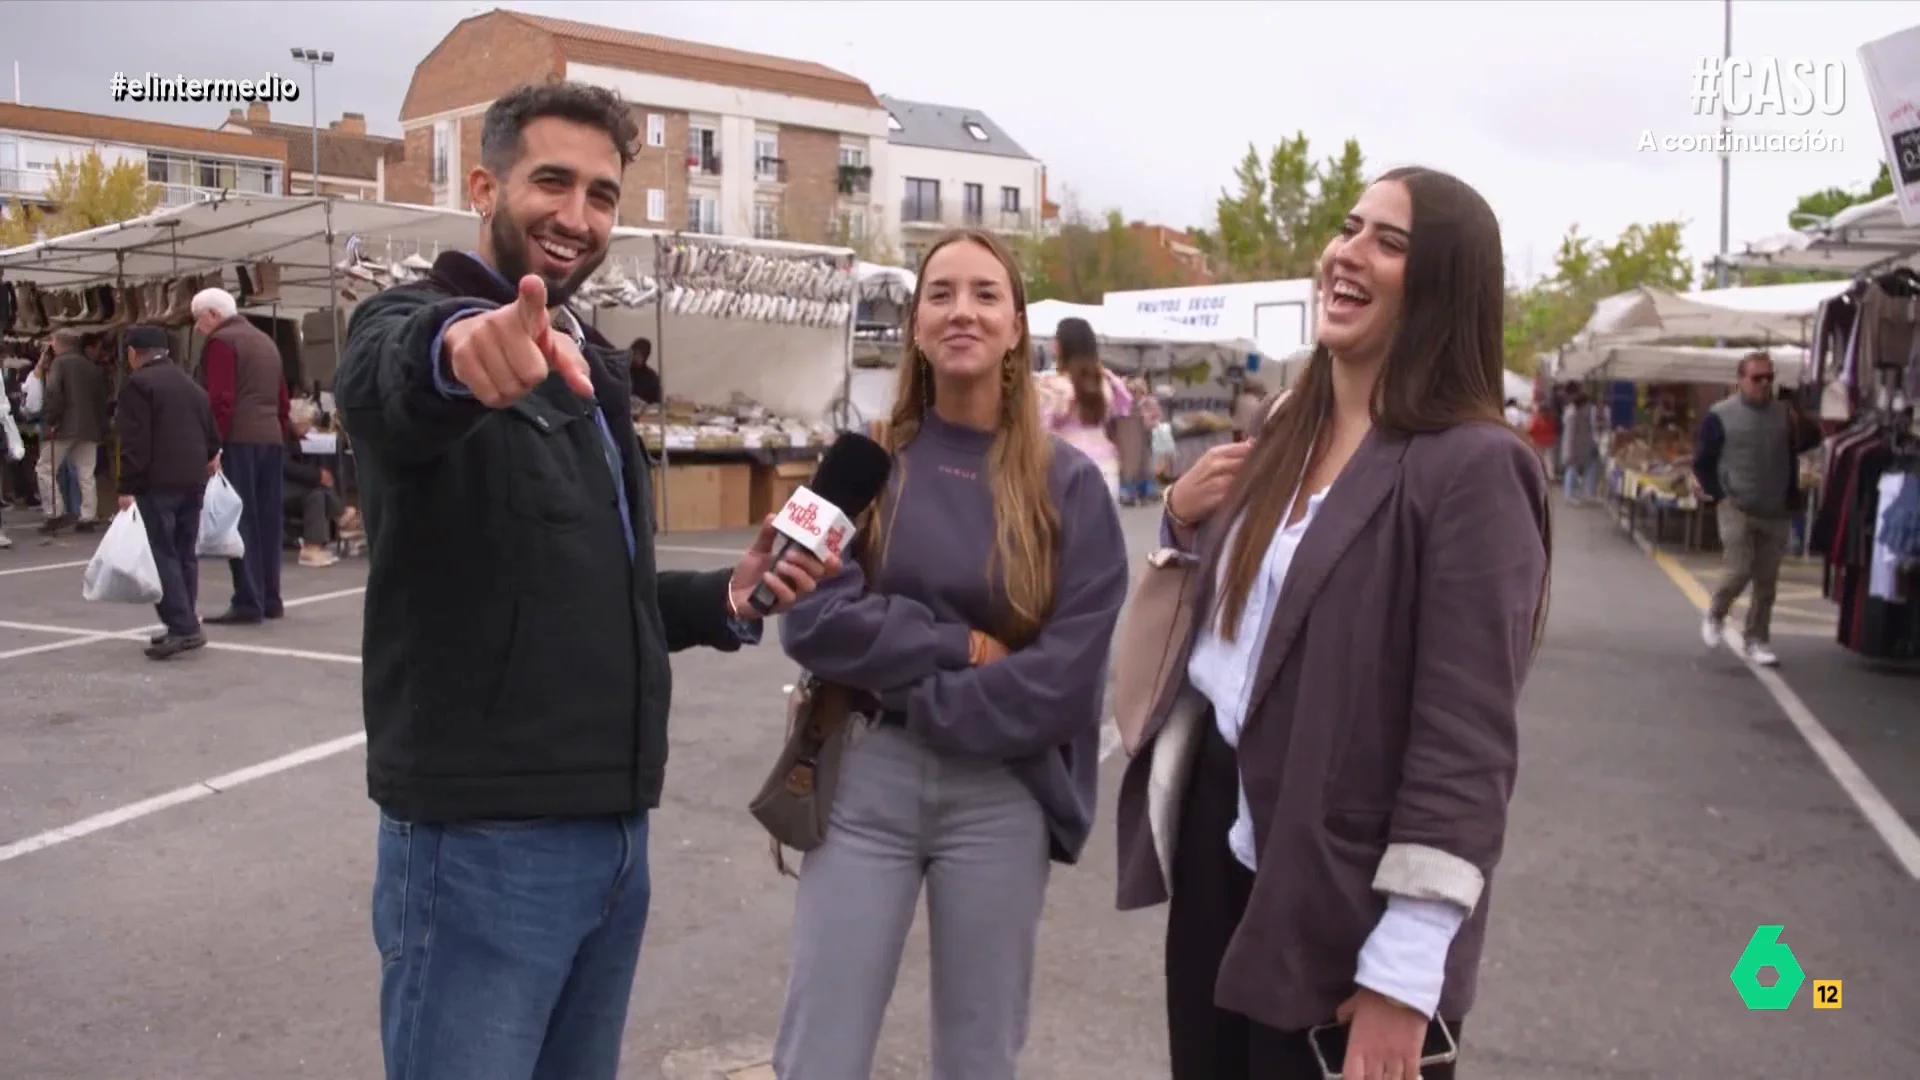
773, 229, 1129, 1078
1115, 166, 1552, 1080
1037, 316, 1131, 501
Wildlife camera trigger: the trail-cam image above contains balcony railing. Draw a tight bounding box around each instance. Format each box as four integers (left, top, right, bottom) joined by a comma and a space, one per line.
0, 167, 51, 197
836, 164, 872, 195
688, 151, 721, 177
755, 157, 788, 183
901, 197, 942, 224
898, 200, 1035, 233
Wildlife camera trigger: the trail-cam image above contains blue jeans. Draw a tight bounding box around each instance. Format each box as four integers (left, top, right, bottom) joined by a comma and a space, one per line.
1562, 458, 1598, 500
220, 442, 284, 618
373, 811, 652, 1080
136, 489, 203, 636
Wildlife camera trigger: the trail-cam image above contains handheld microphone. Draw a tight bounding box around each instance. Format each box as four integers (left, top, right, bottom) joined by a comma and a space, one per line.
750, 432, 893, 615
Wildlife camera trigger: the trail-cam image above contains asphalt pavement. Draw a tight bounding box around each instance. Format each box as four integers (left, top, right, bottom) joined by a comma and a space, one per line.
0, 498, 1915, 1080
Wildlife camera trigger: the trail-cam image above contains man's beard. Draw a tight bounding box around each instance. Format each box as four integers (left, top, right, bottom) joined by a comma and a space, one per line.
489, 210, 606, 306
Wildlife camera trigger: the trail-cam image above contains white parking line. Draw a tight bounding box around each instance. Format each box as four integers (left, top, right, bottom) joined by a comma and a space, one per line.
0, 558, 92, 578
0, 732, 367, 866
1646, 541, 1920, 882
0, 587, 369, 663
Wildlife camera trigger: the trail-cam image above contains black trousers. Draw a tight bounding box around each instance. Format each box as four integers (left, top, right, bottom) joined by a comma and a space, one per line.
1165, 718, 1461, 1080
137, 490, 203, 637
221, 442, 284, 617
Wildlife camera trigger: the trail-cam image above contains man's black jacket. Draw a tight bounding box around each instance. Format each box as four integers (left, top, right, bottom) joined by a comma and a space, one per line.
334, 251, 744, 823
116, 357, 218, 496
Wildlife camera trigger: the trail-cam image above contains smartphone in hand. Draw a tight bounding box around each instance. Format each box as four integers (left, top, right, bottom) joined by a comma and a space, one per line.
1307, 1017, 1458, 1079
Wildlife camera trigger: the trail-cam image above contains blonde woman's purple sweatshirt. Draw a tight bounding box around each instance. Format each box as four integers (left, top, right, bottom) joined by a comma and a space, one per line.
779, 411, 1130, 863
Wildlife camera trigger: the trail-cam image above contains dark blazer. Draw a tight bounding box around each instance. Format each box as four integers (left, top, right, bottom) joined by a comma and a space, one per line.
1116, 421, 1549, 1033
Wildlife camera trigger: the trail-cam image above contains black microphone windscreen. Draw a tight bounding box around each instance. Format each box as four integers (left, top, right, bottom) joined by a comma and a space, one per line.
806, 433, 893, 519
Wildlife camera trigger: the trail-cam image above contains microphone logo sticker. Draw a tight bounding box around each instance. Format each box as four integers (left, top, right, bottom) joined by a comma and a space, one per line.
785, 500, 823, 536
823, 522, 849, 556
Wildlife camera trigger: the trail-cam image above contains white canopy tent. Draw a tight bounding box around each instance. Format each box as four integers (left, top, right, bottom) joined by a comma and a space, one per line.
1556, 282, 1842, 383
1720, 193, 1920, 275
0, 194, 860, 426
1025, 298, 1261, 376
0, 194, 474, 316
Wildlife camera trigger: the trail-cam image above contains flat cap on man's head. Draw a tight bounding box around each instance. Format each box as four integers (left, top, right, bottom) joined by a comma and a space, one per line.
123, 324, 170, 351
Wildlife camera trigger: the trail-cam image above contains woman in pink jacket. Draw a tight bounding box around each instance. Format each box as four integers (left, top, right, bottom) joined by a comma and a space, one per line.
1035, 316, 1131, 500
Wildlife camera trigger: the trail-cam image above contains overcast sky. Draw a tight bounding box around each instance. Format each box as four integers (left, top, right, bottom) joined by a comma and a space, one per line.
1, 0, 1911, 287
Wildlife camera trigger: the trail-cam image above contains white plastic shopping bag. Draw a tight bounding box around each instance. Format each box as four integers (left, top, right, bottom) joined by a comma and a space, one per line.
197, 471, 246, 559
82, 505, 164, 605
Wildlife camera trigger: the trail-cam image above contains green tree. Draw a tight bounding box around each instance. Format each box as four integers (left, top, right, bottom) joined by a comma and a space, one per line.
1016, 189, 1180, 303
1502, 219, 1693, 374
1192, 133, 1367, 282
1718, 162, 1894, 287
0, 150, 160, 248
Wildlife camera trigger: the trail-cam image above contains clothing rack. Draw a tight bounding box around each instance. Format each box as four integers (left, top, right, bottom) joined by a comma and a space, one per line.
1810, 398, 1920, 663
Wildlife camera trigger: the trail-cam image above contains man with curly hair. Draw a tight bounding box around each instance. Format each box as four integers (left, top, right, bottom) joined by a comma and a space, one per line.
335, 82, 836, 1079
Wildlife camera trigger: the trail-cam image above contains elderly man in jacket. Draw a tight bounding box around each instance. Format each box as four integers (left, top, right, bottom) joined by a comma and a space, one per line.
333, 81, 836, 1080
38, 327, 111, 533
115, 325, 220, 659
194, 288, 291, 625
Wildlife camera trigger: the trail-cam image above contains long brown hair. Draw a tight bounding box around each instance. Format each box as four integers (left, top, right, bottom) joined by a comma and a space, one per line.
1055, 316, 1106, 426
1210, 166, 1552, 649
867, 229, 1060, 646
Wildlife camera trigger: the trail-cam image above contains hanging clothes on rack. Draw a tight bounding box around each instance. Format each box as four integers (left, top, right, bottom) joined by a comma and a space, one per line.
1811, 409, 1920, 658
1808, 269, 1920, 422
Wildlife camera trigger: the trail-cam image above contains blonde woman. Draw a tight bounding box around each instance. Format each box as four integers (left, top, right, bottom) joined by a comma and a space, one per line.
774, 229, 1130, 1078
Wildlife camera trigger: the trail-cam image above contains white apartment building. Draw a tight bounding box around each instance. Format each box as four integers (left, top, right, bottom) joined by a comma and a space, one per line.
393, 10, 898, 253
0, 102, 288, 215
878, 95, 1044, 268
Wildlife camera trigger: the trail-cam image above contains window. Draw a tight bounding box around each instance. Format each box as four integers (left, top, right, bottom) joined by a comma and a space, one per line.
237, 163, 273, 194
646, 113, 665, 148
963, 121, 989, 142
838, 210, 866, 242
754, 133, 779, 180
431, 120, 450, 187
903, 177, 939, 223
688, 125, 718, 174
753, 201, 780, 240
886, 113, 902, 131
963, 183, 983, 224
687, 195, 718, 234
646, 188, 665, 223
838, 145, 865, 169
1000, 186, 1020, 212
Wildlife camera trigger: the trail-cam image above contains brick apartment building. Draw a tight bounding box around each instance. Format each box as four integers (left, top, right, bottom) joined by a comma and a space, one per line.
1131, 222, 1215, 286
0, 102, 289, 213
218, 102, 405, 201
391, 8, 894, 249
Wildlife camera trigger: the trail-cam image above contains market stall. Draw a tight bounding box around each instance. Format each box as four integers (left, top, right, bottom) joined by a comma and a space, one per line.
1026, 298, 1270, 474
0, 193, 475, 521
1550, 283, 1842, 554
0, 194, 864, 535
568, 227, 859, 532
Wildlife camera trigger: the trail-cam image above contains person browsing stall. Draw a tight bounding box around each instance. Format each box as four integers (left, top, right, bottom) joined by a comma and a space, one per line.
772, 229, 1129, 1079
333, 81, 836, 1080
114, 324, 220, 660
1115, 167, 1552, 1080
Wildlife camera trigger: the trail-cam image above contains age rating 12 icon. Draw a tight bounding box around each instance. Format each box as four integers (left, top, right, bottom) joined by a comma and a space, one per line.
1730, 926, 1842, 1010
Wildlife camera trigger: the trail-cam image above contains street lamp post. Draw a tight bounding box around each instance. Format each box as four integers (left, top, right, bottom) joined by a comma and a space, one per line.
1716, 0, 1732, 288
290, 48, 333, 198
290, 47, 340, 403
